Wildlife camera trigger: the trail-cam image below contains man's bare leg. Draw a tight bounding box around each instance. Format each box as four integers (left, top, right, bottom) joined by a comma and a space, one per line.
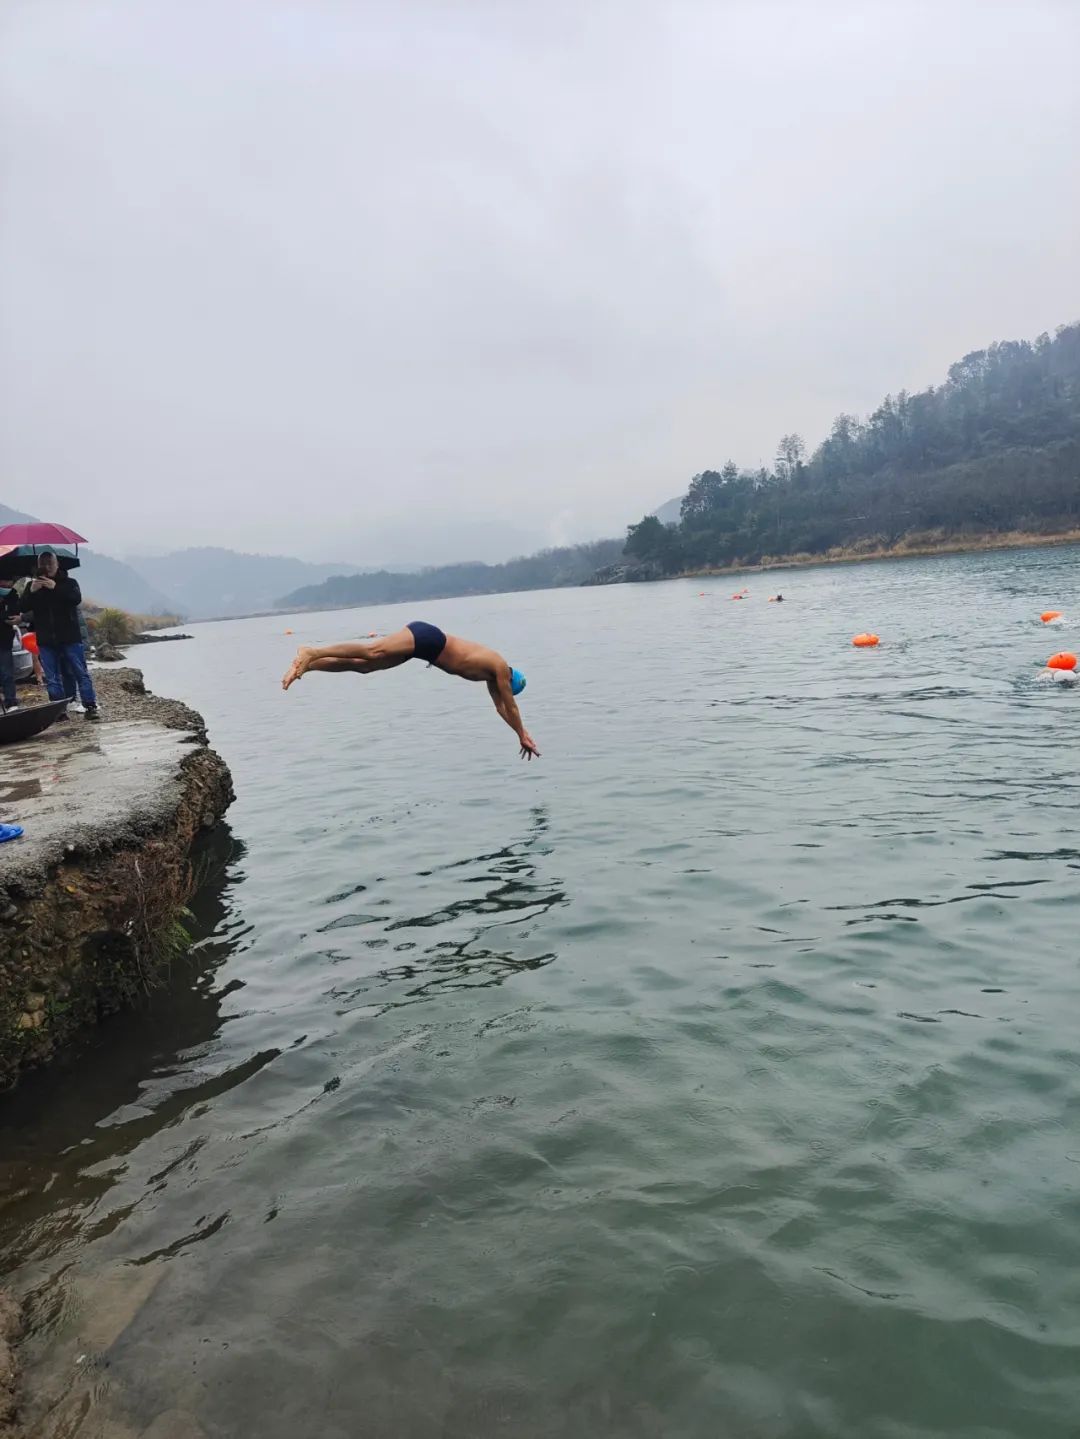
282, 629, 416, 690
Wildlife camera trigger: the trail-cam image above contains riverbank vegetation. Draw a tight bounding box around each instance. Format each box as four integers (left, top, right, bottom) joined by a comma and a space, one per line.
83, 603, 182, 646
621, 322, 1080, 576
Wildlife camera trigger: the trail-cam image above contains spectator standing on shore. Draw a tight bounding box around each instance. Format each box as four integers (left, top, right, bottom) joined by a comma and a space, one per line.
62, 606, 94, 712
21, 551, 99, 718
0, 584, 21, 711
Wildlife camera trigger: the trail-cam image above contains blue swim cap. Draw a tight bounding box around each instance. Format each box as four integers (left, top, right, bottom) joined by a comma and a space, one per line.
509, 667, 526, 696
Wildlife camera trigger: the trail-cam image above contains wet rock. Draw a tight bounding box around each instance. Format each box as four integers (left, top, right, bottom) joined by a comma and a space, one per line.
0, 1289, 20, 1437
582, 559, 669, 585
0, 669, 234, 1089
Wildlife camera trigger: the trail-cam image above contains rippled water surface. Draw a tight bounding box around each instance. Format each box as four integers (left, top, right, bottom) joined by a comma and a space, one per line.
3, 550, 1080, 1438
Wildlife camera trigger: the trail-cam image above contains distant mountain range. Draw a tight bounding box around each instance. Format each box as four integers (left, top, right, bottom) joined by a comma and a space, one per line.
124, 548, 369, 620
0, 507, 382, 619
276, 537, 624, 612
1, 503, 671, 621
0, 502, 180, 615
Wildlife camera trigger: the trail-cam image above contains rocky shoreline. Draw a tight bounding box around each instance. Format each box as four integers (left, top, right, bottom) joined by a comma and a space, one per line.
0, 668, 233, 1435
585, 527, 1080, 587
0, 668, 234, 1090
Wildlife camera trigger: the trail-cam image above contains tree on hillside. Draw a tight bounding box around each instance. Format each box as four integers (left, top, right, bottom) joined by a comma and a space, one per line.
774, 433, 806, 485
624, 515, 682, 571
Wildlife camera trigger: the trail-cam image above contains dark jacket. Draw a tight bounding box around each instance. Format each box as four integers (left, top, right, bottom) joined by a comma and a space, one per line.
0, 590, 19, 653
22, 573, 85, 648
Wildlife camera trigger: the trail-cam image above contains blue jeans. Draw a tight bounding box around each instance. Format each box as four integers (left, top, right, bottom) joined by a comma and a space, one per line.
40, 643, 97, 707
0, 648, 14, 708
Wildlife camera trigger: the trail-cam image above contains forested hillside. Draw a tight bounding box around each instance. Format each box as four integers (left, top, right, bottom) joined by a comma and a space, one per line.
623, 323, 1080, 574
278, 538, 624, 611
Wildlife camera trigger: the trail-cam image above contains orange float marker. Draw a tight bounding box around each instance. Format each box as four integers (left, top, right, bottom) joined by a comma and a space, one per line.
852, 633, 880, 647
1041, 611, 1062, 623
1047, 651, 1077, 671
284, 629, 293, 635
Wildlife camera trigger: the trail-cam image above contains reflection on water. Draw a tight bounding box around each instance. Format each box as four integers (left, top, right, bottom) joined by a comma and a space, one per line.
0, 829, 246, 1262
3, 550, 1080, 1438
330, 806, 564, 1012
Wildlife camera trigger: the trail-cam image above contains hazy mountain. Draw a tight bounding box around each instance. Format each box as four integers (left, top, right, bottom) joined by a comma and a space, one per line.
652, 495, 684, 525
0, 503, 36, 526
277, 538, 624, 612
1, 502, 181, 615
125, 547, 371, 619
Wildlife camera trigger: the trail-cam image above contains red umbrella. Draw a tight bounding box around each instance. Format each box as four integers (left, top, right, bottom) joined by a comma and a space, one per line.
0, 522, 88, 546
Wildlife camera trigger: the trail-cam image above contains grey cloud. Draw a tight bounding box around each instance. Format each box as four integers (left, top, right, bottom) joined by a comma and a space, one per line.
1, 0, 1077, 563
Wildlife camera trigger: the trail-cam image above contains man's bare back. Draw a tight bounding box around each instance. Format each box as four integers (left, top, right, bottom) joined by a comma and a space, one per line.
282, 621, 540, 759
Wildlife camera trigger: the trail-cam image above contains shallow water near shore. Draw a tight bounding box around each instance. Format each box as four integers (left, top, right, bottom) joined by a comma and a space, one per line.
3, 547, 1080, 1438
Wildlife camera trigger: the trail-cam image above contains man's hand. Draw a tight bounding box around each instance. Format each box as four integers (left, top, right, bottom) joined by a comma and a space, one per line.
519, 731, 540, 760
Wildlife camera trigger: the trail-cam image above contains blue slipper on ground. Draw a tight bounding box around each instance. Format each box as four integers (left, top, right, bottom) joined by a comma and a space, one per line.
0, 824, 23, 843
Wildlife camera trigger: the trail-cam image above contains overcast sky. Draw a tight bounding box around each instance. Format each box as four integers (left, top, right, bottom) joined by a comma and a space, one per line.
1, 0, 1078, 566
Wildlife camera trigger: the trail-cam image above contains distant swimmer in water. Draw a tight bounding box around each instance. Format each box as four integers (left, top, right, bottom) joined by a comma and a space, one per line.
282, 621, 540, 759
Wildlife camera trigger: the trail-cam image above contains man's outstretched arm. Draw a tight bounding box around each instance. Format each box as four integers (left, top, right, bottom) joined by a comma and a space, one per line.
486, 674, 540, 760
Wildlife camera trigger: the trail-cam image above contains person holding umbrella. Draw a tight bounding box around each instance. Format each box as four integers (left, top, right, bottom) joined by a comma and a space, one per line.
21, 551, 99, 718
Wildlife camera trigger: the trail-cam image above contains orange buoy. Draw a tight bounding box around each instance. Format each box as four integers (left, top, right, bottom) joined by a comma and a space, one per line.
852, 633, 879, 648
284, 629, 293, 635
1047, 651, 1077, 671
367, 631, 378, 637
1041, 611, 1062, 623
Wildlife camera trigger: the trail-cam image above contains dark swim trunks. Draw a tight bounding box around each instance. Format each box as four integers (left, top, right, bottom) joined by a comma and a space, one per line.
406, 621, 447, 664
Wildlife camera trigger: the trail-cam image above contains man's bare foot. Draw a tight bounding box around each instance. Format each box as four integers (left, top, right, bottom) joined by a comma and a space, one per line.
282, 646, 317, 690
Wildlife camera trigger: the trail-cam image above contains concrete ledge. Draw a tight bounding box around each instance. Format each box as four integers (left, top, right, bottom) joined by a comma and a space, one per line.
0, 669, 234, 1092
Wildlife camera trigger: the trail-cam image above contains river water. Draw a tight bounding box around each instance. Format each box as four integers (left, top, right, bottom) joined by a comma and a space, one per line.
2, 549, 1080, 1438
